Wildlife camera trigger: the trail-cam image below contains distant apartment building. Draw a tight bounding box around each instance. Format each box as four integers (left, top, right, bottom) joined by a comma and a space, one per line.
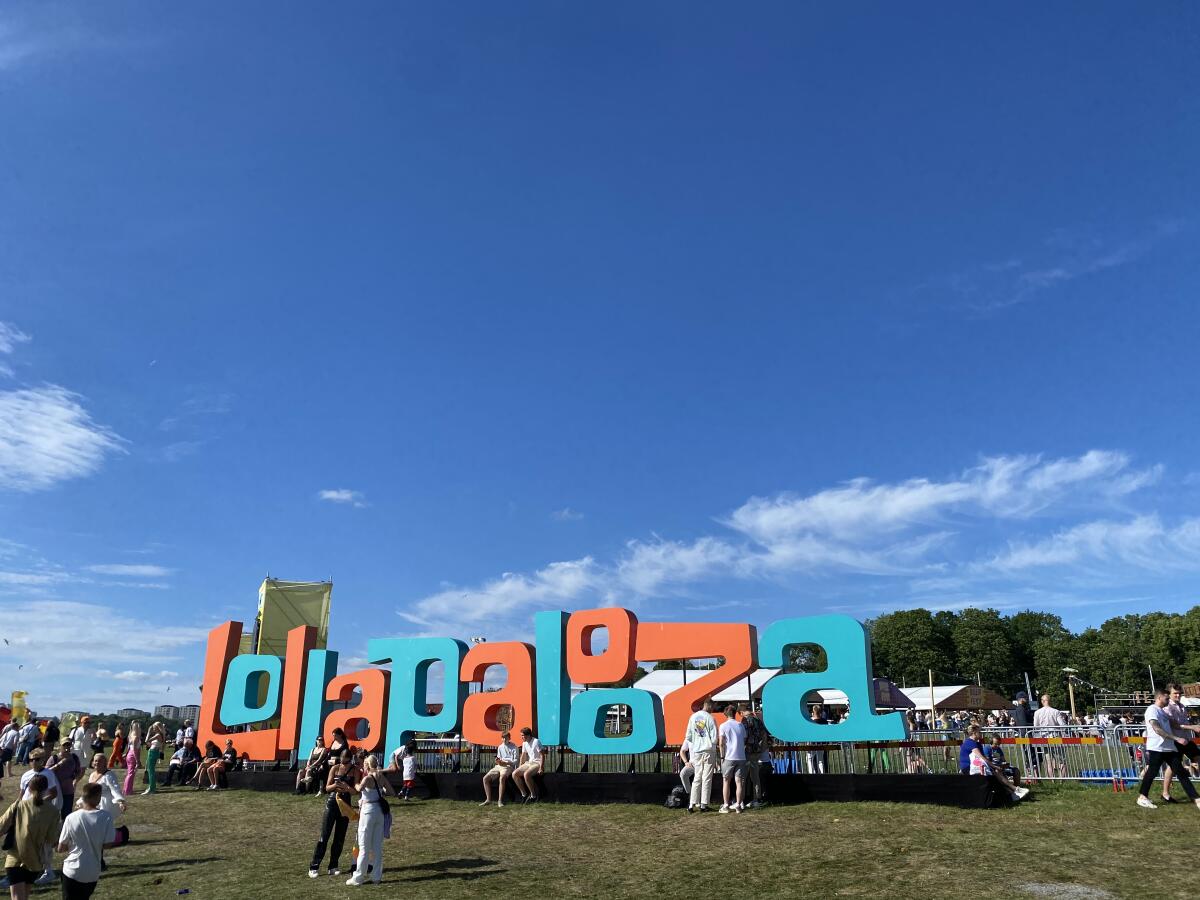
115, 707, 149, 719
154, 705, 181, 719
179, 704, 201, 721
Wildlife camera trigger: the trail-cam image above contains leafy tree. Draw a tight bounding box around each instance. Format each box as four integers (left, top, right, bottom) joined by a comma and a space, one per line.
866, 609, 955, 687
1004, 610, 1068, 679
951, 608, 1014, 690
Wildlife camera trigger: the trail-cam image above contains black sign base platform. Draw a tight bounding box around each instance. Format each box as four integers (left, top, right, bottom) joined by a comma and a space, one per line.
227, 770, 1006, 809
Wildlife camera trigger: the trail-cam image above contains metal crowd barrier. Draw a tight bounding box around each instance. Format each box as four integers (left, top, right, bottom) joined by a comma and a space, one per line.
411, 725, 1198, 786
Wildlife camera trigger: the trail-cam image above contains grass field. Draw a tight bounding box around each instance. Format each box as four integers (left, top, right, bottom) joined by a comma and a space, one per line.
16, 778, 1195, 899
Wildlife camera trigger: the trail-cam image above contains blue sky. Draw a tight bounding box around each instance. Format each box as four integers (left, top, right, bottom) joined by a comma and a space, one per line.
2, 2, 1199, 714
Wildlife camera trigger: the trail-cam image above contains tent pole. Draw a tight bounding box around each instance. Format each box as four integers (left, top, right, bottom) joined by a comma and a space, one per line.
929, 670, 936, 730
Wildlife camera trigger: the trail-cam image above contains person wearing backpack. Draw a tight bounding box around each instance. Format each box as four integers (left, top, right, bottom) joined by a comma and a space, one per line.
740, 705, 768, 808
345, 754, 394, 886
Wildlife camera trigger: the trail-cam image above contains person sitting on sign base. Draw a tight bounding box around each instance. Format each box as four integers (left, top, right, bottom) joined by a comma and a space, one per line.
480, 731, 519, 808
512, 727, 543, 803
164, 739, 201, 787
962, 725, 1028, 802
678, 739, 694, 796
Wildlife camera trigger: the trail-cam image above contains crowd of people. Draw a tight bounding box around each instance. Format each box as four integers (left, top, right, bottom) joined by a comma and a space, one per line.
0, 714, 232, 898
0, 682, 1195, 894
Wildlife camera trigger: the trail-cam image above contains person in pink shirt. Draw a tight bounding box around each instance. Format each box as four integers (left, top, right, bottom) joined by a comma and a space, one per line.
122, 722, 142, 797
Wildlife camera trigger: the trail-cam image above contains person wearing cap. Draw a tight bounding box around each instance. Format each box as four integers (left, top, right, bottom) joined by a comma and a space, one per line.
512, 727, 543, 803
18, 749, 60, 886
48, 740, 83, 822
479, 731, 519, 807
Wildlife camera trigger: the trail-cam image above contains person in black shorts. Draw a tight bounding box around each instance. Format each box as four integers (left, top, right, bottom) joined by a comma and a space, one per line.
1160, 684, 1200, 803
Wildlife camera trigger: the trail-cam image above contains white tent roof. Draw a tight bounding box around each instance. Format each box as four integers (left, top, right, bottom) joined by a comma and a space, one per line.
632, 668, 781, 704
899, 684, 1010, 712
632, 669, 913, 709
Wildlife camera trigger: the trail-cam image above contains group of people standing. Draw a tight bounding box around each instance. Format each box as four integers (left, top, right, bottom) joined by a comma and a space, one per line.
0, 714, 196, 898
306, 727, 406, 888
0, 728, 132, 899
680, 700, 768, 813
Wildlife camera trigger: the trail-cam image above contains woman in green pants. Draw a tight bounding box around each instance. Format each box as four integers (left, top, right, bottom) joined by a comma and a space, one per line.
142, 721, 166, 795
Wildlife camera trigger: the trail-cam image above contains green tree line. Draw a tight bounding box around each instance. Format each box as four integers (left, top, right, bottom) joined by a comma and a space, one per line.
866, 606, 1200, 710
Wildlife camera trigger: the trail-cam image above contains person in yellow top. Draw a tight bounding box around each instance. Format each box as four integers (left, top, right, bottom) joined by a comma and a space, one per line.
0, 774, 61, 900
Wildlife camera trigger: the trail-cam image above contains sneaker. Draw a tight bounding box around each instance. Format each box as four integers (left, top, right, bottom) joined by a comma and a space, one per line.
308, 870, 320, 879
1160, 795, 1178, 804
748, 800, 763, 809
346, 876, 366, 886
1137, 796, 1158, 809
520, 794, 530, 804
527, 795, 538, 804
35, 871, 56, 886
1013, 787, 1030, 800
687, 805, 696, 813
1193, 798, 1200, 811
141, 789, 153, 796
209, 785, 218, 791
478, 800, 490, 807
718, 805, 730, 814
733, 806, 742, 814
329, 869, 341, 876
497, 800, 505, 808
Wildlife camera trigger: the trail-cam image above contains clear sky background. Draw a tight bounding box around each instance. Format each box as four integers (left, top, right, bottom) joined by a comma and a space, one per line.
1, 2, 1198, 714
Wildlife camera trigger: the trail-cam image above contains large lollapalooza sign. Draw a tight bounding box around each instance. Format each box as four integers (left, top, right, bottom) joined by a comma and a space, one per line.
199, 609, 908, 760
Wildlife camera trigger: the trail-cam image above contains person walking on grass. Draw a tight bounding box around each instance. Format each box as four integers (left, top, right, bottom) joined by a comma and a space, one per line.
48, 740, 82, 823
0, 774, 59, 900
345, 754, 394, 887
1159, 684, 1200, 803
684, 699, 719, 812
57, 781, 116, 900
1136, 688, 1200, 811
718, 705, 747, 814
122, 722, 142, 797
19, 749, 61, 887
309, 749, 359, 878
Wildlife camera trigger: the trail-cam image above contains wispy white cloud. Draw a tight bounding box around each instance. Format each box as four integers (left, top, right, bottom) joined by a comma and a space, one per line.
397, 450, 1166, 637
86, 564, 174, 578
0, 320, 31, 378
930, 221, 1184, 312
981, 515, 1200, 574
158, 392, 233, 431
104, 669, 180, 682
160, 440, 202, 463
0, 385, 125, 491
550, 507, 584, 522
0, 598, 206, 714
617, 537, 740, 595
401, 558, 602, 637
0, 17, 157, 74
318, 488, 368, 508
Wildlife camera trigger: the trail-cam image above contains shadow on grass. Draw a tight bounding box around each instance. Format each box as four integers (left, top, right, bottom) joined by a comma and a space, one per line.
393, 857, 506, 883
105, 855, 224, 879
